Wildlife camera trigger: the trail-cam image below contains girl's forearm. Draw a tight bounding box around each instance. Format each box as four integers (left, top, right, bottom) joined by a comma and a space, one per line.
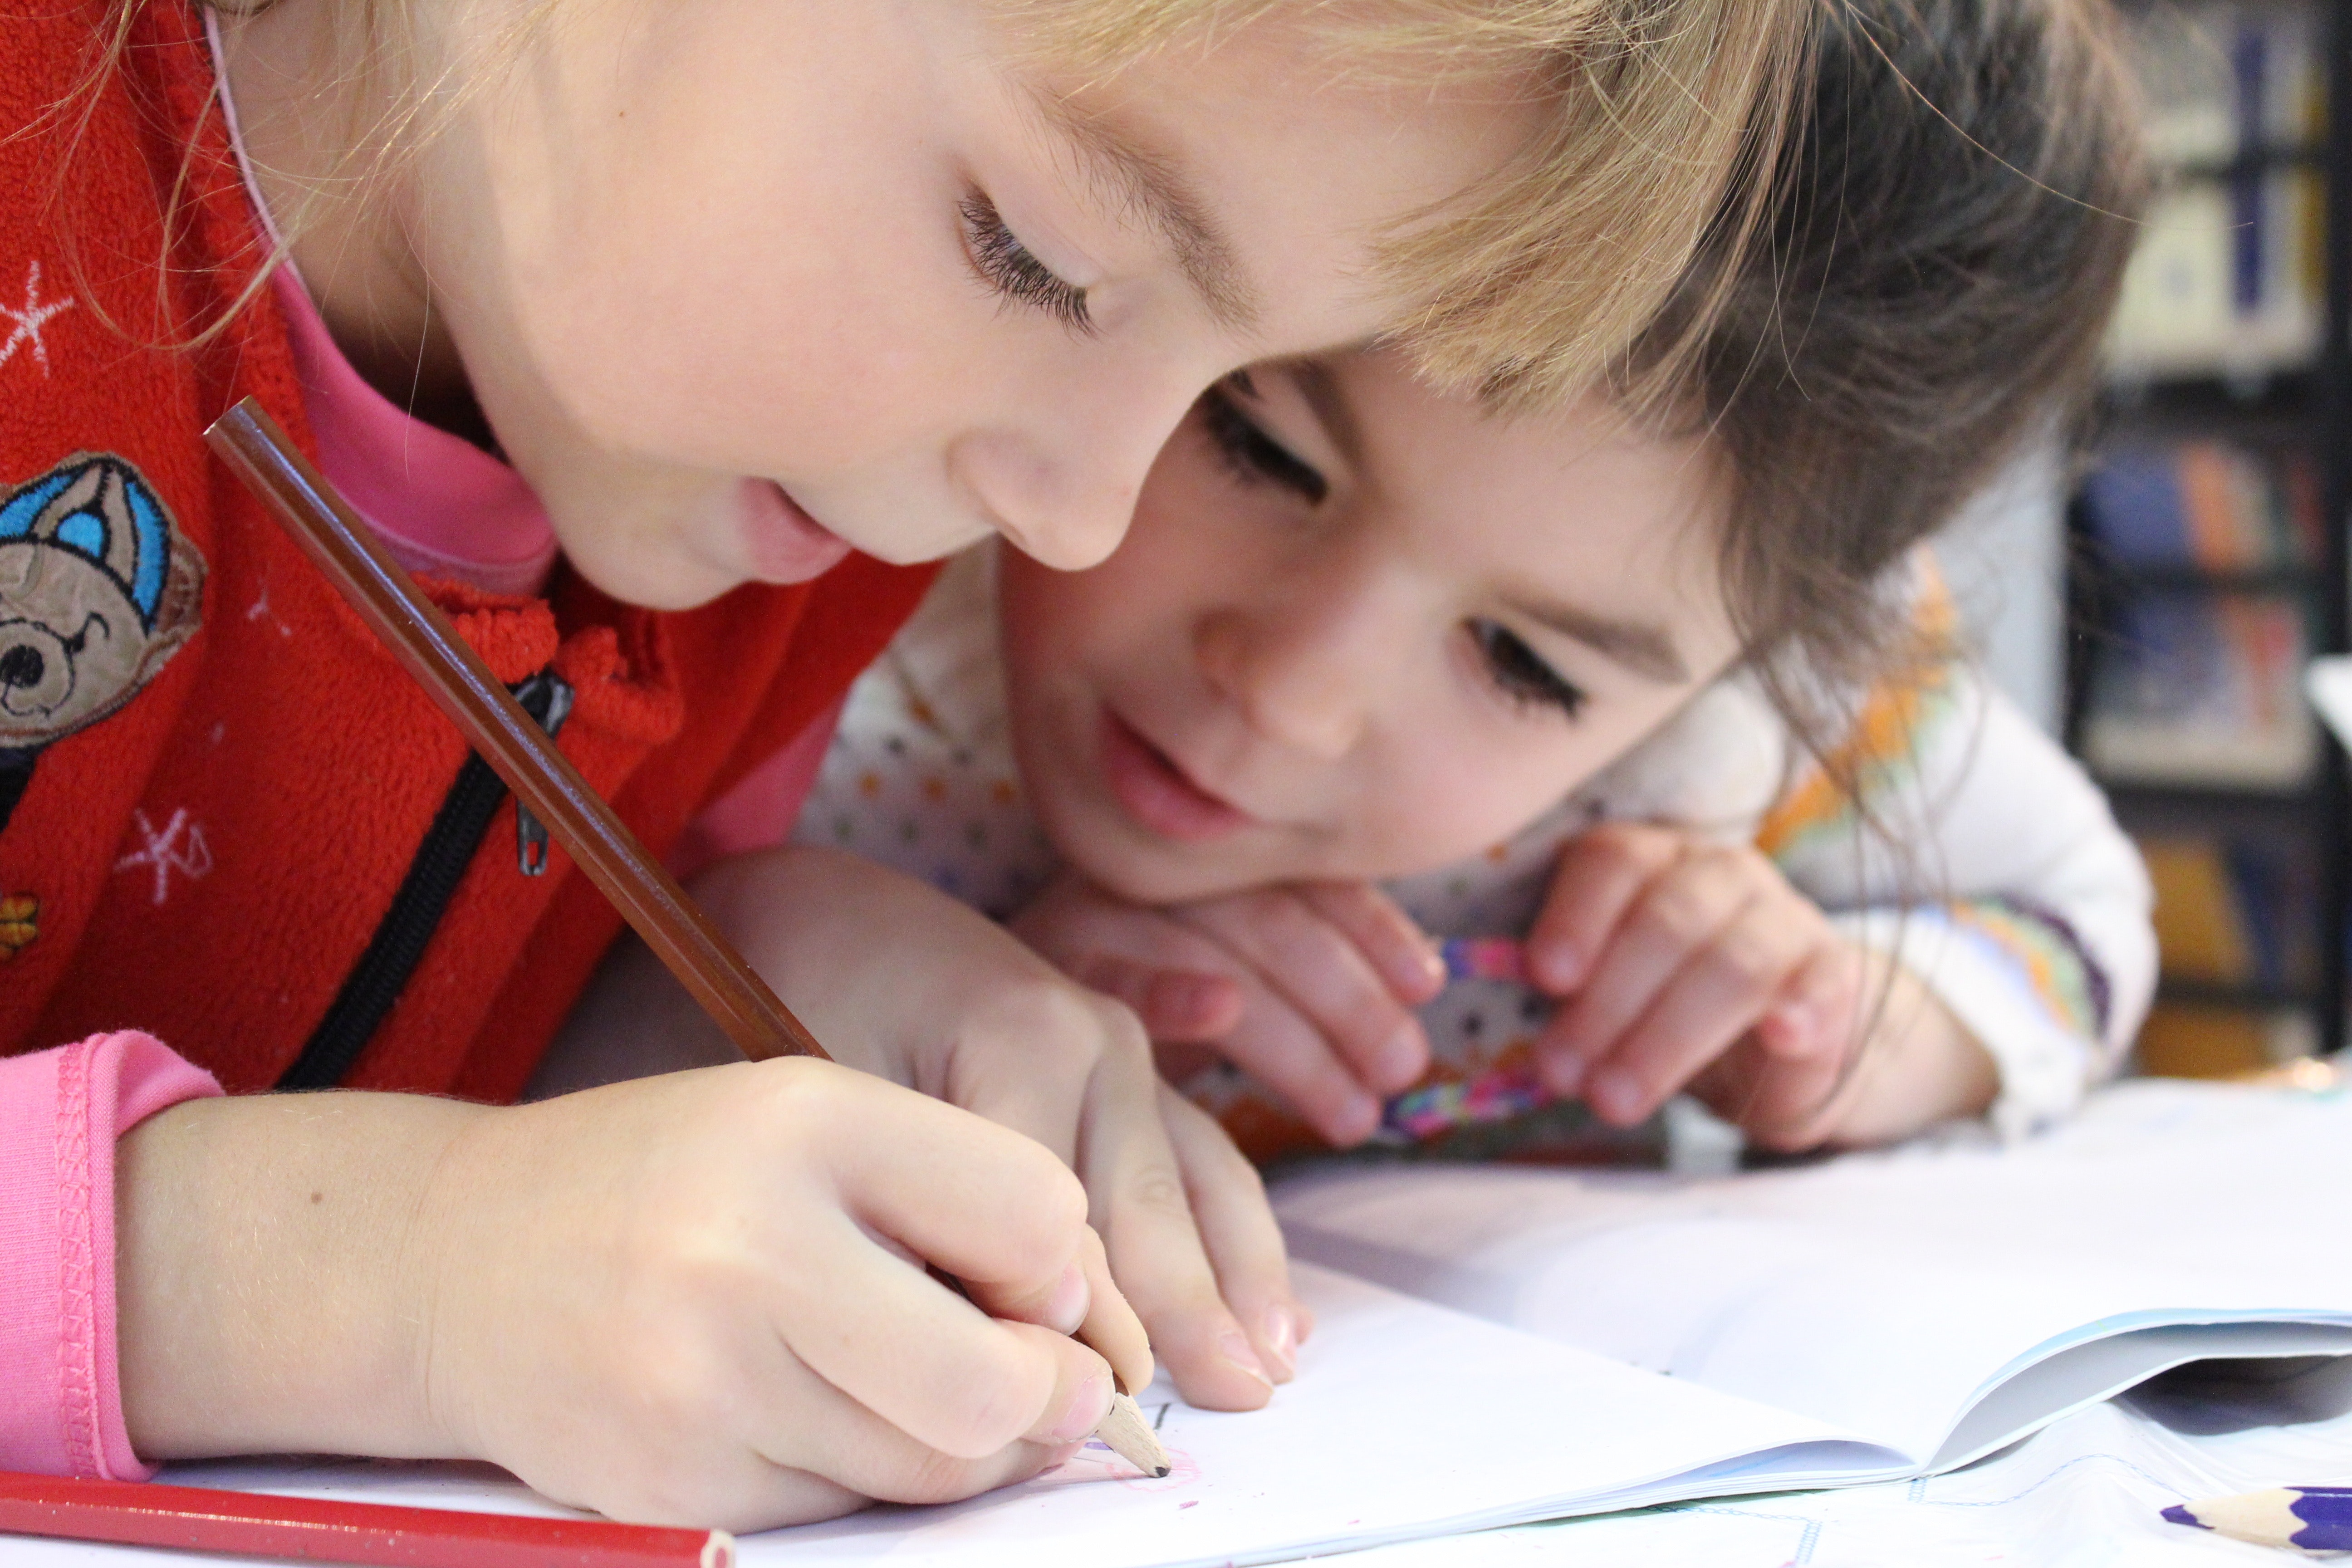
115, 1092, 489, 1463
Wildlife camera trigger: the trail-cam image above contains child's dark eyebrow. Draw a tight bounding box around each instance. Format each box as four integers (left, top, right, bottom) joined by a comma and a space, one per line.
1510, 598, 1688, 683
1026, 87, 1260, 332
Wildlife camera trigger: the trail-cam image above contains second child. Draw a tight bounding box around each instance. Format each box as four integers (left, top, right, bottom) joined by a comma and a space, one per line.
754, 0, 2157, 1169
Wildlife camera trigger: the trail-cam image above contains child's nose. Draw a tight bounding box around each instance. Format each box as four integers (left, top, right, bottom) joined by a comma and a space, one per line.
947, 380, 1202, 572
1194, 600, 1389, 762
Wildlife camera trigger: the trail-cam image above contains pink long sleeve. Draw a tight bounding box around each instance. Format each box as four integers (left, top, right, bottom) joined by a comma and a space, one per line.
0, 1033, 222, 1480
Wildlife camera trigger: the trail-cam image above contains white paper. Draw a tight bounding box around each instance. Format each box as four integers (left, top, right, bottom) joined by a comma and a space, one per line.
30, 1267, 1877, 1568
1278, 1079, 2352, 1462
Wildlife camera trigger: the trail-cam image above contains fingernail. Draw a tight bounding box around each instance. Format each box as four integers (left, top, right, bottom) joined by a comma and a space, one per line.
1534, 941, 1579, 990
1051, 1372, 1112, 1442
1589, 1067, 1643, 1123
1382, 1023, 1428, 1088
1217, 1329, 1274, 1389
1259, 1306, 1298, 1381
1043, 1262, 1090, 1336
1544, 1050, 1588, 1097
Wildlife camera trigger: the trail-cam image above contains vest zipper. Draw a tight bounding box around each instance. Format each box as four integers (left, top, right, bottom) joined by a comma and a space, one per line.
277, 669, 574, 1090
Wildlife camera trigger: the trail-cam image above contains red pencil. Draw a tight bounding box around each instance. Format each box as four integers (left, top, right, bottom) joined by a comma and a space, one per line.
0, 1470, 731, 1568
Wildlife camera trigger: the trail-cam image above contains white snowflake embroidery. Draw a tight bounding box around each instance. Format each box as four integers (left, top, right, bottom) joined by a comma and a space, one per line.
246, 581, 294, 639
115, 808, 214, 906
0, 260, 75, 378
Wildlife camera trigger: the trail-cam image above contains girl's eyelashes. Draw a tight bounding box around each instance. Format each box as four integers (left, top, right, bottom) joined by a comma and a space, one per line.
960, 191, 1092, 334
1201, 385, 1329, 504
1469, 619, 1587, 719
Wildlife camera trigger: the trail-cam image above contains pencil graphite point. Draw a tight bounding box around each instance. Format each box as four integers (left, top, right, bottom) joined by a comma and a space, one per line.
1093, 1392, 1171, 1479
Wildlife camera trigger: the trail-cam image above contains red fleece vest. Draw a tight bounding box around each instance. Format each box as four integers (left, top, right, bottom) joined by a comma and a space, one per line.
0, 0, 934, 1100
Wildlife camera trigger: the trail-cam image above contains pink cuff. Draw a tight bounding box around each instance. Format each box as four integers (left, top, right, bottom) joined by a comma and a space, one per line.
0, 1033, 223, 1480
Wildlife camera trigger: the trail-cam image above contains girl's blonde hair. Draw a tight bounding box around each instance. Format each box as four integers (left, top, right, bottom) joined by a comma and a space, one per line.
71, 0, 1809, 407
1024, 0, 1816, 409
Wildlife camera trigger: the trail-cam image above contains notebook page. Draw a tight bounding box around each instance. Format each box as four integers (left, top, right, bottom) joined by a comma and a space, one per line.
111, 1266, 1892, 1568
1278, 1080, 2352, 1464
745, 1264, 1892, 1567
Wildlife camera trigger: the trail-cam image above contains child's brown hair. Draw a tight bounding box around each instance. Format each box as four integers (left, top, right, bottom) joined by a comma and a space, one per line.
1640, 0, 2146, 732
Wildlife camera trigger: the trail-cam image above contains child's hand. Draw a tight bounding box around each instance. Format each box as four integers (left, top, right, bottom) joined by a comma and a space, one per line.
1527, 822, 1996, 1149
117, 1063, 1143, 1530
679, 848, 1307, 1407
1011, 872, 1444, 1147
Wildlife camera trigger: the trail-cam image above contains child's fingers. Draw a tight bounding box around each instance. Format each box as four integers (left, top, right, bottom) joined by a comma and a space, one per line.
1571, 895, 1822, 1125
1712, 947, 1870, 1149
1063, 952, 1249, 1043
1526, 823, 1688, 991
735, 1346, 1077, 1519
1072, 1034, 1280, 1414
1156, 1083, 1306, 1382
1295, 881, 1446, 1004
776, 1216, 1110, 1463
1534, 845, 1755, 1094
1176, 890, 1430, 1097
1211, 976, 1389, 1145
805, 1094, 1127, 1459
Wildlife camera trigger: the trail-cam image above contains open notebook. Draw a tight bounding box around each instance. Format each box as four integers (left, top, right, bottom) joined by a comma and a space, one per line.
110, 1078, 2352, 1568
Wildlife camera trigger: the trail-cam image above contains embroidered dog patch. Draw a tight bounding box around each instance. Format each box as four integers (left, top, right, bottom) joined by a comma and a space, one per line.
0, 453, 206, 832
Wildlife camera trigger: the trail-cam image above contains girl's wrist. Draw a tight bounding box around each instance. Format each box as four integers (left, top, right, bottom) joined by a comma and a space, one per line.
117, 1092, 491, 1464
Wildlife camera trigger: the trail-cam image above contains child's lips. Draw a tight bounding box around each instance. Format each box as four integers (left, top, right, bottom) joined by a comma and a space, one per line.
739, 479, 852, 583
1099, 710, 1255, 843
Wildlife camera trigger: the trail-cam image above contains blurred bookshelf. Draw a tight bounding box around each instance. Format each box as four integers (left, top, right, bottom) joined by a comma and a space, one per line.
2066, 0, 2352, 1076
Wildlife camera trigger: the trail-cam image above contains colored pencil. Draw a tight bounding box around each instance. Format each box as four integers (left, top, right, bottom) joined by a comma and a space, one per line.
2163, 1486, 2352, 1550
1440, 936, 1529, 985
0, 1470, 729, 1567
205, 400, 827, 1068
204, 399, 1168, 1487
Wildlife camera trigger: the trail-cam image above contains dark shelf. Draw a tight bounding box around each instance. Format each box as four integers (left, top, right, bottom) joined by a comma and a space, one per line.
2088, 563, 2318, 593
2101, 371, 2319, 420
2157, 978, 2317, 1010
2099, 780, 2323, 839
2172, 145, 2329, 180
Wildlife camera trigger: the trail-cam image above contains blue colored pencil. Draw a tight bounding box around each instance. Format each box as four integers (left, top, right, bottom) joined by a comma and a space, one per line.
2163, 1487, 2352, 1550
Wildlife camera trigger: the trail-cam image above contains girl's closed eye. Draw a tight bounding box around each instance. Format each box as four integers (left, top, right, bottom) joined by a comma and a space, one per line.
1202, 384, 1329, 504
1469, 618, 1586, 718
960, 191, 1093, 334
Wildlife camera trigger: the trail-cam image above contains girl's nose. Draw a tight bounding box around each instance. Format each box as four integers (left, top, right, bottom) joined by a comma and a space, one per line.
1194, 590, 1398, 762
947, 376, 1203, 572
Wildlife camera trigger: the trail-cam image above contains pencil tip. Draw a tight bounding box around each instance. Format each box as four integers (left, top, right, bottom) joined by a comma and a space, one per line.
2160, 1505, 2204, 1529
1152, 1466, 1170, 1479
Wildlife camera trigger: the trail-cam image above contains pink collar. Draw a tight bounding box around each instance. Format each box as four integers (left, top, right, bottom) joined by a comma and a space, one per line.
209, 7, 557, 597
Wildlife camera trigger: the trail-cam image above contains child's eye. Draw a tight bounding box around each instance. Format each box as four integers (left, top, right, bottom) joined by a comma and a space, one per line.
1470, 619, 1586, 718
960, 192, 1093, 335
1201, 386, 1328, 503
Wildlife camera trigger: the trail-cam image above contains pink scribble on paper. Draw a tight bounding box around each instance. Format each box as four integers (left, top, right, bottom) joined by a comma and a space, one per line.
1032, 1441, 1200, 1492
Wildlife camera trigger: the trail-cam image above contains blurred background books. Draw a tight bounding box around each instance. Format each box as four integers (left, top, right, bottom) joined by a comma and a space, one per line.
2065, 0, 2351, 1080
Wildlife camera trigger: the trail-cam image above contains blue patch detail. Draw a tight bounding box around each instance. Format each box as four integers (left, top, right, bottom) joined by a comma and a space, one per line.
0, 471, 74, 541
0, 456, 176, 626
54, 508, 104, 560
122, 477, 167, 619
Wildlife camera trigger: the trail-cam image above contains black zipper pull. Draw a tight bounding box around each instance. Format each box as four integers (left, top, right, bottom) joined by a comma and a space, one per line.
511, 669, 577, 876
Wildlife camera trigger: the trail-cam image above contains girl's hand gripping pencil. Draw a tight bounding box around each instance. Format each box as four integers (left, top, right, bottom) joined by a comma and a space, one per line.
202, 397, 1170, 1482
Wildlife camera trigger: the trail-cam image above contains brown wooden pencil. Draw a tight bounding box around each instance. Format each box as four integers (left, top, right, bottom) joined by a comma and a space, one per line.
205, 395, 1169, 1482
